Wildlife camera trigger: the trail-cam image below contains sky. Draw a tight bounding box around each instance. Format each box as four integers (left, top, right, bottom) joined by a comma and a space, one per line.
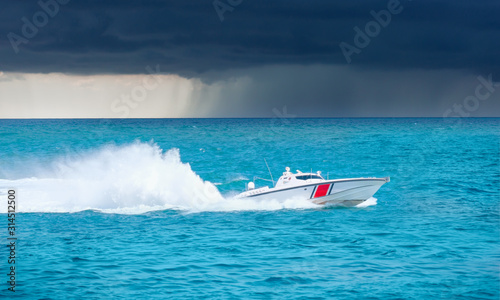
0, 0, 499, 118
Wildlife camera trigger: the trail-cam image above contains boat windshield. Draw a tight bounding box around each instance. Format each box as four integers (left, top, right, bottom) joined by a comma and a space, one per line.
296, 175, 323, 180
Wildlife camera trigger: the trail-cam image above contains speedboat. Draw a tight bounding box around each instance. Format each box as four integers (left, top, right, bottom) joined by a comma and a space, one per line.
236, 167, 389, 206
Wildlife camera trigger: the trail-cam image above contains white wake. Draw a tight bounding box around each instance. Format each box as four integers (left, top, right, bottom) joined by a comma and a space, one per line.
0, 142, 334, 214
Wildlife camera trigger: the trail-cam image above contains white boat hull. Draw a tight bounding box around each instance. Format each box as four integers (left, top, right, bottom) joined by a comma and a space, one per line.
237, 178, 389, 206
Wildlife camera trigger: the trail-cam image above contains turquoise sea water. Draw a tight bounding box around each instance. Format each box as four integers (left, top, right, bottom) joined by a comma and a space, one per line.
0, 118, 499, 299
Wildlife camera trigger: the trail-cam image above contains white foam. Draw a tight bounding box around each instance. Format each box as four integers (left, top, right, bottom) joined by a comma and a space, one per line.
0, 142, 325, 214
356, 197, 378, 208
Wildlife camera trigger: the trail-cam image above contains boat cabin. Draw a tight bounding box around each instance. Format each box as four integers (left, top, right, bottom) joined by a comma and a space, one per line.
275, 167, 324, 188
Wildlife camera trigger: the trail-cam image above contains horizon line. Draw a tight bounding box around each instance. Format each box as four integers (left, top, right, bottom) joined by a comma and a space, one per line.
1, 117, 499, 120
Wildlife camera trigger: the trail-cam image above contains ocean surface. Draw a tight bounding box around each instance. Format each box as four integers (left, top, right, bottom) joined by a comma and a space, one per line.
0, 118, 499, 299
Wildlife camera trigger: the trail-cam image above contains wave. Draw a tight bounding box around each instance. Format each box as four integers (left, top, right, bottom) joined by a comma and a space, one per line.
356, 197, 377, 208
0, 142, 345, 214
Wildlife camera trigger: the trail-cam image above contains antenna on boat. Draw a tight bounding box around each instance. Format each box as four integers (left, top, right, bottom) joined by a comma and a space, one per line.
264, 158, 275, 185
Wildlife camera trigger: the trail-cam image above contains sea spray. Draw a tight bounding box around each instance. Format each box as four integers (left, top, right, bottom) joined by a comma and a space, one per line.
0, 142, 344, 213
0, 142, 224, 213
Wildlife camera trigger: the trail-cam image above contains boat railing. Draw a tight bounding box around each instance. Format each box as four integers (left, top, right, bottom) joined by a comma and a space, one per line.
253, 176, 275, 186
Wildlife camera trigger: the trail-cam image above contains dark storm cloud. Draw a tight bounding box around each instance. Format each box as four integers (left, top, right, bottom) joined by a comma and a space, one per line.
0, 0, 499, 77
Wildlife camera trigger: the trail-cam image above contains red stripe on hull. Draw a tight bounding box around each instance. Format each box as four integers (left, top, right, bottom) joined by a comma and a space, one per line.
313, 184, 330, 198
